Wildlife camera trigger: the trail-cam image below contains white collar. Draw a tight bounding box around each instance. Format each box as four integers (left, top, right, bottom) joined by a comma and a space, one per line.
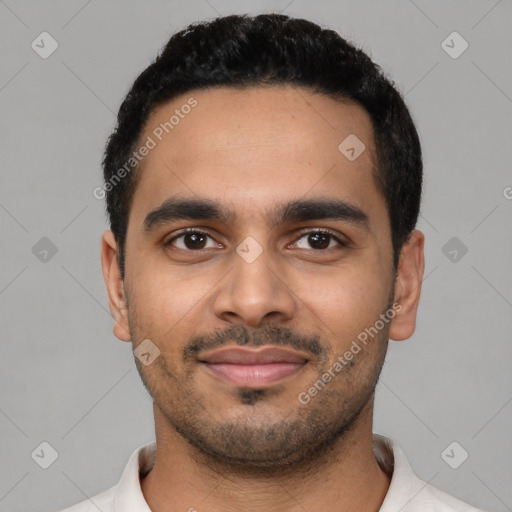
111, 434, 482, 511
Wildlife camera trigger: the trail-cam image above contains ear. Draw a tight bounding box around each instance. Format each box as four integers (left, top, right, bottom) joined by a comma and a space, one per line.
101, 230, 131, 342
389, 230, 425, 341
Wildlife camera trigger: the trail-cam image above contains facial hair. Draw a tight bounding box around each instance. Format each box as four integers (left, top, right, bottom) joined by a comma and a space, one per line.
130, 298, 393, 477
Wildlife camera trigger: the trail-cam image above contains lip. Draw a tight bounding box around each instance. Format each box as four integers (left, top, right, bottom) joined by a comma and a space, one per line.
199, 346, 310, 365
198, 346, 309, 388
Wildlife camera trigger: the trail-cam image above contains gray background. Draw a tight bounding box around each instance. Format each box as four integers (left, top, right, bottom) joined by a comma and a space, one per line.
0, 1, 511, 511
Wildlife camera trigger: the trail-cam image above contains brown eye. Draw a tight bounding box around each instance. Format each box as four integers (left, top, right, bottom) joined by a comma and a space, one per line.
294, 230, 345, 250
166, 230, 219, 250
307, 232, 330, 249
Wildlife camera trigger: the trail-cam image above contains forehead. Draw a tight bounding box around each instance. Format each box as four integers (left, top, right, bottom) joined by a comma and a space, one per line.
128, 85, 385, 229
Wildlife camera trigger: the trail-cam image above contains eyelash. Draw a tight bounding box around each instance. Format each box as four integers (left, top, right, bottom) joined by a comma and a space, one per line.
164, 228, 347, 251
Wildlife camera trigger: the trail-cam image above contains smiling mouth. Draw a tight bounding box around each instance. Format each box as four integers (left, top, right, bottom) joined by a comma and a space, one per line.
200, 361, 308, 387
198, 346, 310, 388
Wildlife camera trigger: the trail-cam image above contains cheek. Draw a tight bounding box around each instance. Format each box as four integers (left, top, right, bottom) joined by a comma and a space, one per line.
128, 267, 216, 343
300, 261, 392, 345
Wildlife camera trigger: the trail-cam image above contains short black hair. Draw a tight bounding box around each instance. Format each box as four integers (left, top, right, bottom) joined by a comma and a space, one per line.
102, 13, 422, 279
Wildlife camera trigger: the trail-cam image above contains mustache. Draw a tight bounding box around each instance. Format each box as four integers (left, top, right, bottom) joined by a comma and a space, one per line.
184, 324, 326, 362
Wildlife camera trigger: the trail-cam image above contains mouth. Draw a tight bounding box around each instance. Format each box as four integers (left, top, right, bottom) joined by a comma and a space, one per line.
198, 346, 310, 388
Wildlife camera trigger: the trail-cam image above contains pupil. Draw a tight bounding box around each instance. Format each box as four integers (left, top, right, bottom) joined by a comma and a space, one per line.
309, 233, 329, 249
185, 233, 206, 249
182, 233, 331, 250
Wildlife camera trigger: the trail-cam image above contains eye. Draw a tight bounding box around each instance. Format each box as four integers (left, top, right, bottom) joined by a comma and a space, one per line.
293, 229, 346, 250
165, 229, 221, 251
164, 228, 347, 252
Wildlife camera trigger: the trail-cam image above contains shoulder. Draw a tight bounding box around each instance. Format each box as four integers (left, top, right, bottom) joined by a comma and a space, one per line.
55, 485, 116, 512
410, 482, 488, 512
373, 434, 488, 512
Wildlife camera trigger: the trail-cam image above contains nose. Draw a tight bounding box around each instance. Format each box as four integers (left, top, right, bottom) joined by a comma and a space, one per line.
211, 243, 297, 328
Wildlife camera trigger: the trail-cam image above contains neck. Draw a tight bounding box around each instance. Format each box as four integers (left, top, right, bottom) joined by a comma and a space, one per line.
140, 398, 391, 512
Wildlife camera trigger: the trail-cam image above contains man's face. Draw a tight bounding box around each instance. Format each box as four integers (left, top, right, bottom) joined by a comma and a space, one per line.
104, 86, 414, 470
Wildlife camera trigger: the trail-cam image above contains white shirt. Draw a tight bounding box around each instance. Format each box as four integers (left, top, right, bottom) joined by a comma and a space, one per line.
57, 434, 486, 512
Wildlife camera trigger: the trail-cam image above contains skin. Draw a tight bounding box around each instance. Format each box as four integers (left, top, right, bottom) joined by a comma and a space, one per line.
101, 85, 425, 512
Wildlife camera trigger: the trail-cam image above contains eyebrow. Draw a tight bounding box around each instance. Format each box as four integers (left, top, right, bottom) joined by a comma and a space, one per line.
142, 196, 369, 233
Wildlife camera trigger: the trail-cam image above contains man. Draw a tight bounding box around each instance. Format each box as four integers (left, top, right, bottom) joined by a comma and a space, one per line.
60, 13, 486, 512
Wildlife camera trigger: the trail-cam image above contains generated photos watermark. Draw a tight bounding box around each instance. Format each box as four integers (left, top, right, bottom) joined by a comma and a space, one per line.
93, 97, 198, 200
298, 301, 403, 405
